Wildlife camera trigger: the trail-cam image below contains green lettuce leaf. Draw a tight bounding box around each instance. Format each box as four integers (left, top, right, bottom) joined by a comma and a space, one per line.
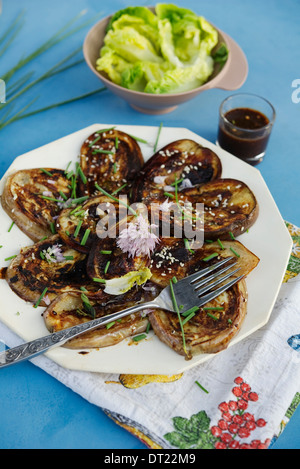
101, 27, 163, 64
121, 61, 172, 91
97, 3, 225, 94
96, 47, 131, 85
144, 58, 213, 94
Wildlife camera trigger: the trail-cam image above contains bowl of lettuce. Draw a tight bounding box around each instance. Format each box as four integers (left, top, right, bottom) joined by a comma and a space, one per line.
83, 4, 248, 114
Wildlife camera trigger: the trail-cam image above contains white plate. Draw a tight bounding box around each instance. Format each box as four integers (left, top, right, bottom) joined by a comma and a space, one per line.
0, 124, 292, 374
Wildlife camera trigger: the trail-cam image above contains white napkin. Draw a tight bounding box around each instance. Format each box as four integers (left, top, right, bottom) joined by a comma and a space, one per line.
1, 221, 300, 450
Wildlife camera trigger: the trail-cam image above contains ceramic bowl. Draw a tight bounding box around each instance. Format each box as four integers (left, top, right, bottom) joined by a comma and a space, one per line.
83, 12, 248, 114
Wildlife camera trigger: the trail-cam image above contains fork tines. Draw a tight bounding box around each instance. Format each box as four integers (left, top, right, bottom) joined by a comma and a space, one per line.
188, 256, 241, 298
187, 256, 237, 285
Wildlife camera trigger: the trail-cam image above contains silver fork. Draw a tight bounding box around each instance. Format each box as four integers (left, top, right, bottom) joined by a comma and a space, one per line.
0, 256, 243, 368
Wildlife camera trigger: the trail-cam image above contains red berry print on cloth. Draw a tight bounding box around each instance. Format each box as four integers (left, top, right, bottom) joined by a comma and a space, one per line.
211, 377, 269, 450
164, 377, 269, 450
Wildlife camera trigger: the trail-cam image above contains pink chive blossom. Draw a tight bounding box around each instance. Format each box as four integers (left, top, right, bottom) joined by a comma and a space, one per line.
43, 190, 53, 197
57, 197, 73, 210
180, 178, 193, 189
153, 176, 168, 184
117, 215, 159, 258
41, 244, 66, 263
44, 295, 51, 306
159, 199, 174, 213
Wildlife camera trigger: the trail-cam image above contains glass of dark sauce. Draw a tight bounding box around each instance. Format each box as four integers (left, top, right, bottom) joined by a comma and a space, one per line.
217, 94, 276, 165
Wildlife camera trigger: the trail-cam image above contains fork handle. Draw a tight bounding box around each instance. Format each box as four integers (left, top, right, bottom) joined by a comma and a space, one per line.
0, 300, 160, 369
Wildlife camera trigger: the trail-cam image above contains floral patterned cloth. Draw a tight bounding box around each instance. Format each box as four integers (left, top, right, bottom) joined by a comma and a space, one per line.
0, 222, 300, 449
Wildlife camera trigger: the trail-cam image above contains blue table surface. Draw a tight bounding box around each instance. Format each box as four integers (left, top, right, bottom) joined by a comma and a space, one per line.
0, 0, 299, 450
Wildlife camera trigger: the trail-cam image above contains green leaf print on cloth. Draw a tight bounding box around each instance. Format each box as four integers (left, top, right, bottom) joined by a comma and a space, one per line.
164, 411, 217, 449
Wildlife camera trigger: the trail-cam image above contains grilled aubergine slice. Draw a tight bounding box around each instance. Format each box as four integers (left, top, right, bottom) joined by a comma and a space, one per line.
56, 195, 126, 253
148, 238, 259, 359
149, 280, 248, 359
86, 236, 151, 282
1, 168, 71, 242
5, 235, 105, 306
79, 129, 144, 197
131, 139, 222, 204
43, 285, 160, 349
174, 178, 259, 240
149, 237, 259, 287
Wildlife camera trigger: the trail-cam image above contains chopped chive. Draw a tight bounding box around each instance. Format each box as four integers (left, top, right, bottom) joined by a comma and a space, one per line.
230, 247, 240, 258
4, 255, 17, 261
203, 253, 218, 262
77, 166, 87, 184
203, 307, 224, 311
96, 126, 116, 134
171, 178, 183, 187
89, 135, 101, 147
59, 190, 68, 201
104, 260, 110, 274
95, 183, 137, 217
92, 277, 106, 283
74, 220, 83, 237
80, 228, 90, 246
74, 210, 86, 218
40, 168, 53, 177
128, 134, 148, 144
217, 239, 224, 250
66, 170, 74, 179
80, 293, 96, 319
80, 293, 90, 304
172, 276, 178, 284
76, 308, 89, 318
69, 205, 82, 215
34, 287, 48, 308
71, 196, 89, 205
8, 221, 15, 232
170, 278, 187, 355
64, 161, 72, 173
113, 162, 117, 173
100, 250, 112, 255
111, 183, 128, 195
153, 122, 163, 153
49, 222, 56, 234
205, 239, 214, 244
40, 251, 45, 260
164, 192, 175, 198
80, 286, 88, 292
92, 149, 115, 155
229, 231, 235, 240
146, 321, 151, 334
182, 306, 199, 317
39, 236, 48, 242
106, 321, 115, 330
207, 312, 219, 321
115, 136, 119, 149
195, 381, 209, 394
182, 312, 196, 325
70, 175, 77, 199
65, 231, 70, 237
40, 195, 61, 202
132, 334, 147, 342
184, 238, 195, 254
63, 256, 74, 260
